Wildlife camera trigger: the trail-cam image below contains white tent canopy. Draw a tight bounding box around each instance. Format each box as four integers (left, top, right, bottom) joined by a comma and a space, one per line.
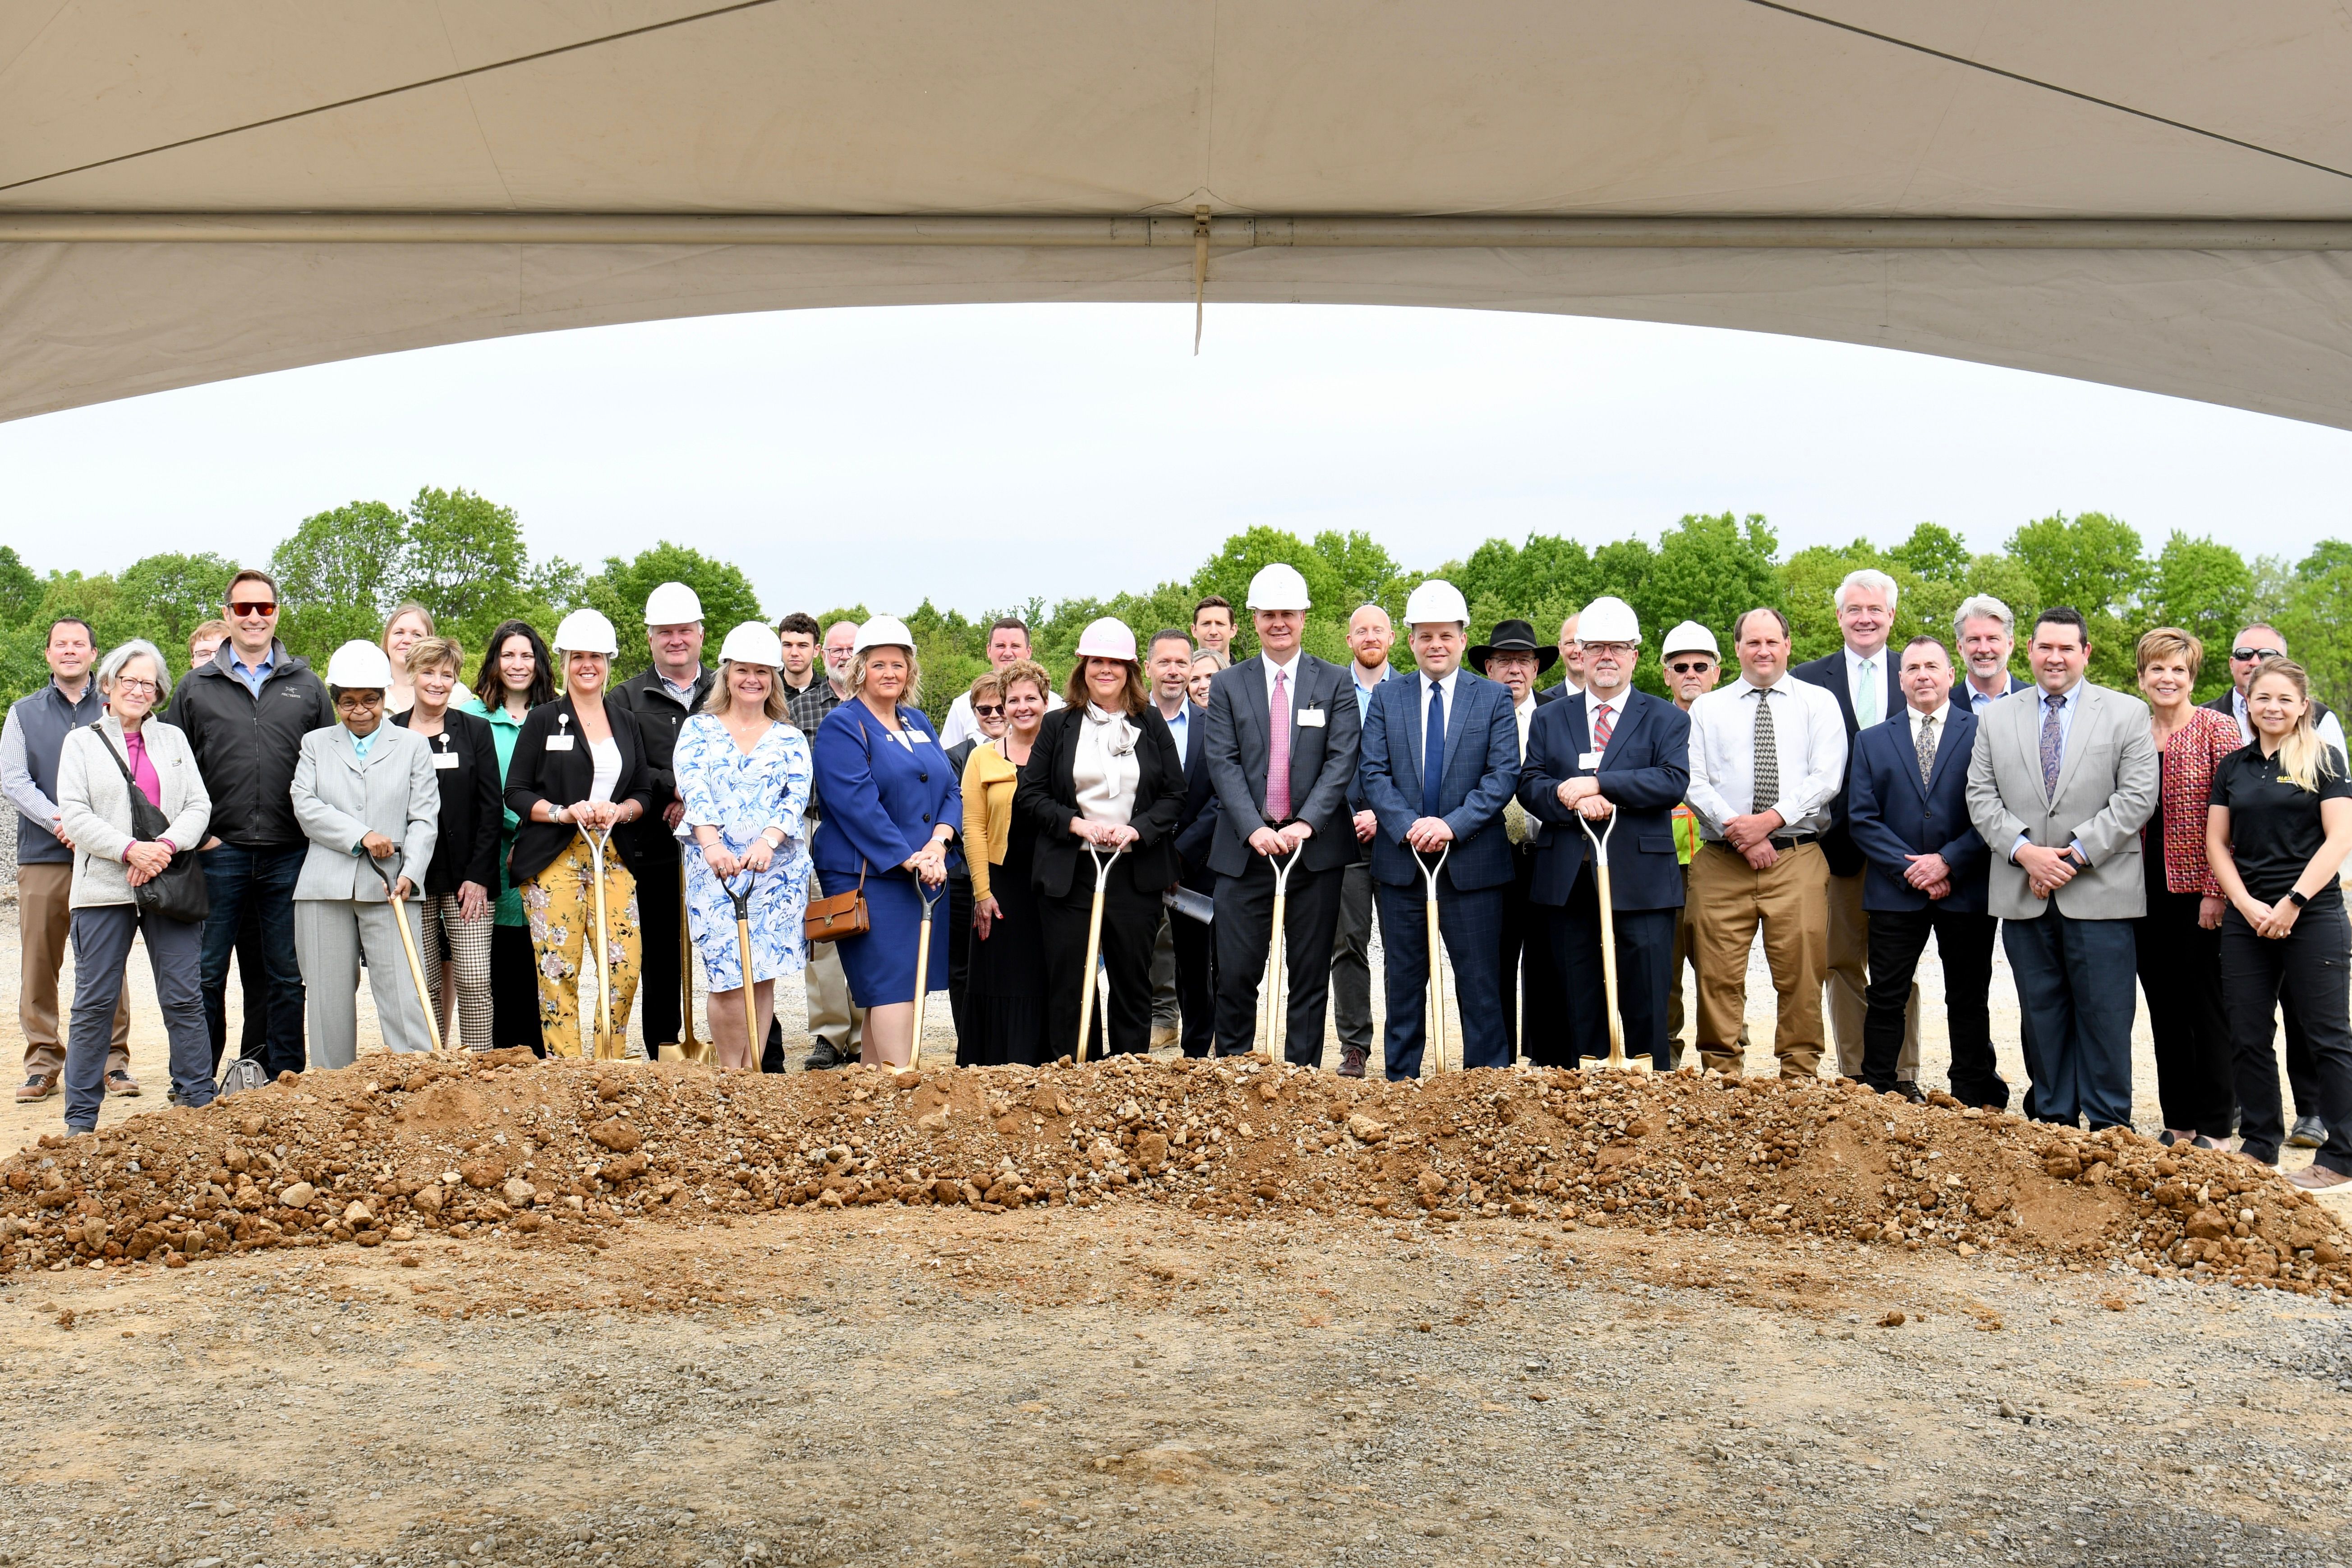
5, 1, 2351, 425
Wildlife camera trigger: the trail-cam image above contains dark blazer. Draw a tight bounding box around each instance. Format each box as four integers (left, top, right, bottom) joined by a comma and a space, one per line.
1200, 653, 1362, 876
502, 698, 659, 885
1792, 648, 1904, 877
1517, 690, 1691, 910
1014, 705, 1186, 899
1174, 704, 1222, 890
1534, 681, 1578, 707
1356, 669, 1520, 891
391, 707, 502, 897
610, 664, 718, 868
808, 699, 961, 876
1845, 706, 1990, 914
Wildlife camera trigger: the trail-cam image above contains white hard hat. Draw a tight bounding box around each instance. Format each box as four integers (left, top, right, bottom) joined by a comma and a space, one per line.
1403, 579, 1469, 627
852, 616, 916, 655
1073, 617, 1138, 662
643, 581, 704, 625
1661, 620, 1720, 659
324, 639, 393, 690
1578, 595, 1641, 644
717, 621, 783, 668
553, 607, 620, 656
1245, 562, 1312, 612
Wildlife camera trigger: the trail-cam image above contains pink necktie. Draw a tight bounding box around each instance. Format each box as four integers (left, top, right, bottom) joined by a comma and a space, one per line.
1591, 702, 1615, 752
1266, 671, 1292, 822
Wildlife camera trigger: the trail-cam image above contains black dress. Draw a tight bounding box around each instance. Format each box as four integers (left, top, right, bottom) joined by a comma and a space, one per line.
2132, 752, 2235, 1139
958, 805, 1050, 1066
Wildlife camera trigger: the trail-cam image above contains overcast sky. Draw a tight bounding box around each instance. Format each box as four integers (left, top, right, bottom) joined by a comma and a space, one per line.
7, 303, 2352, 620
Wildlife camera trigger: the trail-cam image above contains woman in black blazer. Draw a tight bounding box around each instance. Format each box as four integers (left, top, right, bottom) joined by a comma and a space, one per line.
501, 609, 659, 1060
1014, 620, 1184, 1059
391, 636, 503, 1049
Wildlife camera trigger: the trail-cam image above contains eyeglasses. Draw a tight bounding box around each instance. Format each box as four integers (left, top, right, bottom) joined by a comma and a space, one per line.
1583, 642, 1635, 657
1667, 659, 1715, 674
971, 704, 1004, 717
112, 677, 158, 694
2232, 647, 2284, 662
228, 601, 278, 618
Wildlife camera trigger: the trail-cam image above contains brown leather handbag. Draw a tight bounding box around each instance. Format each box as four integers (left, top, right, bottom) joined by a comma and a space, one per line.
803, 862, 870, 943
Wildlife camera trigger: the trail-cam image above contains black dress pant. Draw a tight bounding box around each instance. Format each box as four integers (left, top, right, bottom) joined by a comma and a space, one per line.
2219, 899, 2352, 1171
634, 853, 687, 1051
1038, 858, 1163, 1060
946, 873, 975, 1046
1500, 846, 1567, 1061
1549, 877, 1675, 1071
1864, 906, 2005, 1106
489, 922, 546, 1056
1213, 854, 1345, 1066
2134, 887, 2236, 1138
1171, 881, 1217, 1057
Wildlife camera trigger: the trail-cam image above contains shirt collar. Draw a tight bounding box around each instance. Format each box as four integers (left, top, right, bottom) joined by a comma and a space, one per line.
1264, 650, 1302, 682
1909, 701, 1952, 727
1844, 644, 1887, 672
656, 666, 703, 701
2039, 679, 2085, 709
1735, 671, 1795, 697
1353, 662, 1390, 692
1514, 693, 1537, 718
1587, 685, 1624, 712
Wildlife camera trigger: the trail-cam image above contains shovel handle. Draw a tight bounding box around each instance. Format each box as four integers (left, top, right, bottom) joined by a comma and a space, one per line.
368, 856, 443, 1053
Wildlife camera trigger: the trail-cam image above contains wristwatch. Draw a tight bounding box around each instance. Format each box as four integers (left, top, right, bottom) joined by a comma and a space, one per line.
2288, 889, 2309, 907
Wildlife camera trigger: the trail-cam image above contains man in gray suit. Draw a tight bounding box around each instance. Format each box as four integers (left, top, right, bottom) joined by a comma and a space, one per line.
1965, 607, 2157, 1129
1202, 562, 1363, 1065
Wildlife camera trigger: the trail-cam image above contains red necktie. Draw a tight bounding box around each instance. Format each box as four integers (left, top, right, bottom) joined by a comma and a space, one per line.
1591, 701, 1615, 752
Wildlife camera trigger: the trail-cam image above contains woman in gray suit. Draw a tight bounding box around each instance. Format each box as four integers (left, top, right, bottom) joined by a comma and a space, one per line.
55, 639, 213, 1129
290, 640, 442, 1066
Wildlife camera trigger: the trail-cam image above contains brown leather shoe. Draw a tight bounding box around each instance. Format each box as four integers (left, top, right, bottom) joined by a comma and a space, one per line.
105, 1070, 141, 1097
15, 1072, 58, 1103
1338, 1044, 1368, 1080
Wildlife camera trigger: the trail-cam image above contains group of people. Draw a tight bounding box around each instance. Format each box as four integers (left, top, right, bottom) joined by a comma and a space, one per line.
5, 562, 2348, 1195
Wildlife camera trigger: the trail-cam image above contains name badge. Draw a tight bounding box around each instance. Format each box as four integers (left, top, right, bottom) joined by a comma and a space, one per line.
545, 735, 574, 751
911, 732, 933, 745
1297, 708, 1326, 728
1579, 751, 1602, 769
433, 752, 461, 769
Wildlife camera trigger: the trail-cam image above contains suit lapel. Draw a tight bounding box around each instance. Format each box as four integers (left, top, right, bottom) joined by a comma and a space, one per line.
1441, 672, 1478, 777
1400, 672, 1426, 798
1595, 692, 1634, 773
1926, 710, 1972, 795
1240, 658, 1270, 758
1567, 693, 1593, 768
2048, 685, 2097, 805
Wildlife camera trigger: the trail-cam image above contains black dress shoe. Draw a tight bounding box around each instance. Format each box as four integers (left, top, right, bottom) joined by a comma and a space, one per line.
1894, 1081, 1928, 1104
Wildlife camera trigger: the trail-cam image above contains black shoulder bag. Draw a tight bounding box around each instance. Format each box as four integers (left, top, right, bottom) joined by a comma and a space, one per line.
97, 735, 211, 924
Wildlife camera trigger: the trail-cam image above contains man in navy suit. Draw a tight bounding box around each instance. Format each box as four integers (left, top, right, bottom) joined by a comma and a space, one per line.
1793, 567, 1921, 1093
1202, 563, 1364, 1065
1845, 635, 2007, 1107
1357, 579, 1521, 1077
1518, 597, 1692, 1069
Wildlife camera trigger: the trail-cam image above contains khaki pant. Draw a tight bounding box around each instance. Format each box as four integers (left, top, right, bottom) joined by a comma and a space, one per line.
805, 940, 865, 1052
1826, 868, 1919, 1081
18, 861, 129, 1079
1668, 862, 1747, 1065
1688, 839, 1830, 1078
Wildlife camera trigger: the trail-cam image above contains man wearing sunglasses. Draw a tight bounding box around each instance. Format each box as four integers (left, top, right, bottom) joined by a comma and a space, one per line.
2205, 623, 2347, 1149
171, 567, 334, 1080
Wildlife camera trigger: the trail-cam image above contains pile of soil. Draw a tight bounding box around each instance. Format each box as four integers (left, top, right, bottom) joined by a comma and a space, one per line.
4, 1051, 2344, 1297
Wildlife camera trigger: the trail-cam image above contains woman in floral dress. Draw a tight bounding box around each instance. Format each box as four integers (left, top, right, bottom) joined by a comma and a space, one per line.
675, 623, 814, 1071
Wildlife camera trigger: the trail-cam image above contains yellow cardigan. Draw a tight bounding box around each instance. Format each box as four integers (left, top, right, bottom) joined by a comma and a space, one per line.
962, 741, 1020, 901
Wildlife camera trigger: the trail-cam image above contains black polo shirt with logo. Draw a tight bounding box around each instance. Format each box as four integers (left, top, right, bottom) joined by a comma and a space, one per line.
2210, 743, 2352, 904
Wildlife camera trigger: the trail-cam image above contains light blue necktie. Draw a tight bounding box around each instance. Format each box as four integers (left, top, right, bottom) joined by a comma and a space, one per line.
1856, 659, 1879, 727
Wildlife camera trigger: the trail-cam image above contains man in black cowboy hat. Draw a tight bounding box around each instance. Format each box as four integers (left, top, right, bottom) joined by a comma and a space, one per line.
1470, 618, 1566, 1059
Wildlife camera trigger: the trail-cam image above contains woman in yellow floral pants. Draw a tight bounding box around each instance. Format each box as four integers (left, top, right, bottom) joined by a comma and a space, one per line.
523, 835, 644, 1058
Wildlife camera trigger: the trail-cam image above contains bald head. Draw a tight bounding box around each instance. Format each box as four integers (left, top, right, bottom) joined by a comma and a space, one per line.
1347, 604, 1395, 677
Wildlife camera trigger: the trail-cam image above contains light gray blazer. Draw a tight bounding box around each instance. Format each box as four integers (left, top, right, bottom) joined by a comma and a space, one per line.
1965, 681, 2158, 922
55, 714, 212, 910
291, 724, 439, 903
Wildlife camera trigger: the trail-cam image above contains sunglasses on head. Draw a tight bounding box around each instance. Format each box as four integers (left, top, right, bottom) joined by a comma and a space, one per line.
972, 703, 1004, 717
228, 600, 277, 617
2232, 647, 2283, 662
1668, 658, 1714, 674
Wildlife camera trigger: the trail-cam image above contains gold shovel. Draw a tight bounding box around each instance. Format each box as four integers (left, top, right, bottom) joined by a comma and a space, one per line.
1578, 807, 1648, 1074
368, 857, 443, 1054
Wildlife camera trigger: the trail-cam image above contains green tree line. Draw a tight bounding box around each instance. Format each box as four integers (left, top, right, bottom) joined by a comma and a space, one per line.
8, 491, 2351, 721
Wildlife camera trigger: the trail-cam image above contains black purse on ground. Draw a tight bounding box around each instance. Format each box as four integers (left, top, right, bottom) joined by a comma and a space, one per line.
98, 734, 210, 924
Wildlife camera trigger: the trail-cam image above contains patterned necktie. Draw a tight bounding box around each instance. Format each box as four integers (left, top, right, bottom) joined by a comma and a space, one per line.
1915, 714, 1937, 787
1750, 688, 1779, 815
1504, 705, 1532, 845
1266, 670, 1292, 822
1422, 680, 1446, 819
2039, 692, 2066, 797
1591, 700, 1616, 753
1857, 660, 1879, 727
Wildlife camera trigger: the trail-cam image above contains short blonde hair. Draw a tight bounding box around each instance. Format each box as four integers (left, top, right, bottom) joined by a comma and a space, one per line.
849, 644, 923, 711
967, 671, 1005, 707
703, 660, 790, 722
405, 635, 464, 676
2135, 626, 2203, 676
999, 658, 1053, 705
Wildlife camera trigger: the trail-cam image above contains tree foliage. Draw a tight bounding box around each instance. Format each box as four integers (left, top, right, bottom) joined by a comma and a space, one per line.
582, 542, 765, 681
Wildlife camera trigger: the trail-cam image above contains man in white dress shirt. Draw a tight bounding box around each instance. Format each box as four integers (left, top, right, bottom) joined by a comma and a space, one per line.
938, 616, 1063, 748
1685, 607, 1849, 1078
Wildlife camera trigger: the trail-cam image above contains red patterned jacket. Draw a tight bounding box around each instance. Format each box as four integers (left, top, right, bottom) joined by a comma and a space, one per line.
2149, 706, 2242, 896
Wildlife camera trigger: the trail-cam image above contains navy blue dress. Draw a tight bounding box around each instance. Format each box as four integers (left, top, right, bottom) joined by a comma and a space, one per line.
810, 699, 963, 1007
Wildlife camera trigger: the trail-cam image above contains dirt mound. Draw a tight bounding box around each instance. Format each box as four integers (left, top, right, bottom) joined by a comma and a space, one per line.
3, 1052, 2344, 1296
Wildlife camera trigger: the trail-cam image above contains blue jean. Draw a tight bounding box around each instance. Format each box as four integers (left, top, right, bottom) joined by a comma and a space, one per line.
2003, 909, 2138, 1129
198, 844, 308, 1077
66, 903, 213, 1127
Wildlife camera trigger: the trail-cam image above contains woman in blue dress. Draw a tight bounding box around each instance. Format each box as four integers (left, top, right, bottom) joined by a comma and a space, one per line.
675, 623, 814, 1072
810, 616, 961, 1068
